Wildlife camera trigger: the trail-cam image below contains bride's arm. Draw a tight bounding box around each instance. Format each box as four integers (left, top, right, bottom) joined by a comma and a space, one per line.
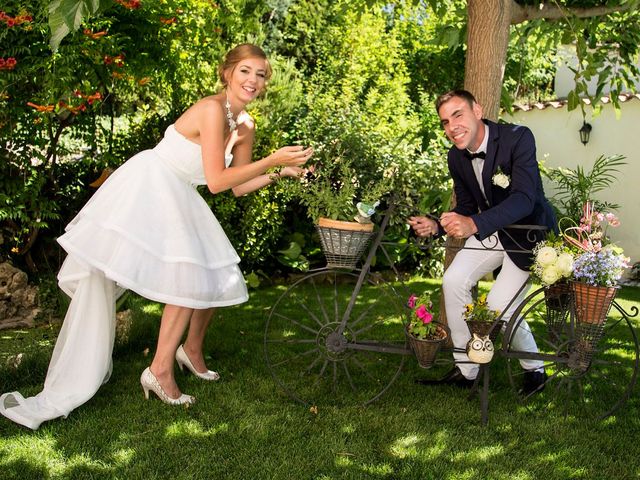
199, 101, 309, 194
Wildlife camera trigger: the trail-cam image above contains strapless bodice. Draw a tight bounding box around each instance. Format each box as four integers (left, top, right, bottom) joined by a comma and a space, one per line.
152, 124, 232, 186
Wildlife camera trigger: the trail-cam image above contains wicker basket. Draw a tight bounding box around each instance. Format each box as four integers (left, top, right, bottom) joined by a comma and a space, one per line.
316, 218, 375, 269
466, 320, 503, 344
406, 323, 448, 369
571, 281, 617, 326
570, 281, 618, 371
543, 282, 572, 340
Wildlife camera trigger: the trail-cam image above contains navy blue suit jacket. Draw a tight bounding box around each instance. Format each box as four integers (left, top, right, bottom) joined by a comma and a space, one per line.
443, 119, 556, 270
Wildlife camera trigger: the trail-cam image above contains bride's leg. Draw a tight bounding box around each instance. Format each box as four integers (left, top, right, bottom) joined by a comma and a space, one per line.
182, 308, 215, 373
149, 304, 193, 398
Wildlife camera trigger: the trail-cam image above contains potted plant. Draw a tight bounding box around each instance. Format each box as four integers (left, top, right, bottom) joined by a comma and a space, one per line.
530, 233, 575, 338
463, 293, 503, 343
285, 103, 395, 268
544, 153, 625, 226
562, 202, 630, 326
406, 292, 448, 368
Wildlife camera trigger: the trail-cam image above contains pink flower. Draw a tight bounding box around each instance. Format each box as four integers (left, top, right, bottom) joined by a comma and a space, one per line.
407, 294, 417, 309
605, 213, 620, 227
416, 305, 433, 323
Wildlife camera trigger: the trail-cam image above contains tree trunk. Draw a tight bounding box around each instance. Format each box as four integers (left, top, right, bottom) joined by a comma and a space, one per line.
464, 0, 515, 121
438, 0, 515, 339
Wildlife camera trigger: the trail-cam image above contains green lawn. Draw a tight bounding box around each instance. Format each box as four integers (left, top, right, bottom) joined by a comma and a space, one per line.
1, 277, 639, 480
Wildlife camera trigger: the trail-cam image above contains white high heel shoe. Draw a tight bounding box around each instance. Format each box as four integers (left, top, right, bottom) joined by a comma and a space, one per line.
140, 367, 195, 405
175, 345, 220, 381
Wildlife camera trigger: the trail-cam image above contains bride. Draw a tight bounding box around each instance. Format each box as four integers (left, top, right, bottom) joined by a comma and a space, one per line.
0, 43, 312, 429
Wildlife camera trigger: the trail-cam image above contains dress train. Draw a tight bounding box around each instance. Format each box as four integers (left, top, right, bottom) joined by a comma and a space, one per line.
0, 257, 121, 429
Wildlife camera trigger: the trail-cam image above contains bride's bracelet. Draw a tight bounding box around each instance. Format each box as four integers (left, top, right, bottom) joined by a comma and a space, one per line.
268, 167, 283, 182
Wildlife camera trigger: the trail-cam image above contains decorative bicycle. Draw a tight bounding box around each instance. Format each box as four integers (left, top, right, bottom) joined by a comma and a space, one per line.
263, 204, 639, 424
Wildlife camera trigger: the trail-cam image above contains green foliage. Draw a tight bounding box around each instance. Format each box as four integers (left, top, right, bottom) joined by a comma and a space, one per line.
17, 0, 636, 278
285, 95, 395, 223
48, 0, 101, 51
0, 0, 270, 270
544, 154, 626, 224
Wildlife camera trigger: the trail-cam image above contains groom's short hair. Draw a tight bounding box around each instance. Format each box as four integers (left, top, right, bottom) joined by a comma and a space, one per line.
435, 89, 477, 114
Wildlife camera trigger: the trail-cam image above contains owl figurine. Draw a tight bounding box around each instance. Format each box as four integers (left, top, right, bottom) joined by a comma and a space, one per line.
466, 333, 494, 364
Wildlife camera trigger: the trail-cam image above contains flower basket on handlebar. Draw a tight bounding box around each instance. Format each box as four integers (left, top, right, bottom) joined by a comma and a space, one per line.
316, 218, 375, 269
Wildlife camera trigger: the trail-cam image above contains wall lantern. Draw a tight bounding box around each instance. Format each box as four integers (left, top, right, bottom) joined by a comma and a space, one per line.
579, 121, 592, 145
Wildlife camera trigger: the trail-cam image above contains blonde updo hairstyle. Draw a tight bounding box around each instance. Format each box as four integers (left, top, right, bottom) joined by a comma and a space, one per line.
218, 43, 272, 91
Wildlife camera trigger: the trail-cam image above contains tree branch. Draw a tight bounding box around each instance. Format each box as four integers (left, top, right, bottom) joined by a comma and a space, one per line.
511, 1, 636, 24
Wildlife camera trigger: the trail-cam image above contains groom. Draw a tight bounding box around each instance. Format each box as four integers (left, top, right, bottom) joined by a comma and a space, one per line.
408, 89, 556, 394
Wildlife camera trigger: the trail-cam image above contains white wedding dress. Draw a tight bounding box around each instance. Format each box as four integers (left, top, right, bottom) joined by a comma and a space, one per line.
0, 125, 248, 429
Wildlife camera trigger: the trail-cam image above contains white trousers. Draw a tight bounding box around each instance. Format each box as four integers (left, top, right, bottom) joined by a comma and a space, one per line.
0, 256, 122, 430
443, 235, 543, 379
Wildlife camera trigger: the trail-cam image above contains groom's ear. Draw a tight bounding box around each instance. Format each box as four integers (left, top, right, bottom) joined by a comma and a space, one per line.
472, 102, 483, 120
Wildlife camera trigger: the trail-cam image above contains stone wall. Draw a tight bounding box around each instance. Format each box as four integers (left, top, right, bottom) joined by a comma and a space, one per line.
0, 262, 40, 330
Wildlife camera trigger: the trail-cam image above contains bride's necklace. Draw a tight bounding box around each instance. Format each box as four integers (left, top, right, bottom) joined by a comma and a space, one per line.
224, 93, 237, 132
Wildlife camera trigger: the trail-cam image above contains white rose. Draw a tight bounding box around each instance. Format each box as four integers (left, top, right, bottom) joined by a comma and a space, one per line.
536, 246, 558, 267
556, 253, 574, 277
492, 173, 510, 188
541, 265, 560, 286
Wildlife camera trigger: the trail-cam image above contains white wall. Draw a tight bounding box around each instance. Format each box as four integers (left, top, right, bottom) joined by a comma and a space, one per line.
504, 98, 640, 264
554, 45, 640, 97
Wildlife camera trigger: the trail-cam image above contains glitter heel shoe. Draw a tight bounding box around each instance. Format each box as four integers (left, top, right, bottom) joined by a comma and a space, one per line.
175, 344, 220, 381
140, 367, 195, 405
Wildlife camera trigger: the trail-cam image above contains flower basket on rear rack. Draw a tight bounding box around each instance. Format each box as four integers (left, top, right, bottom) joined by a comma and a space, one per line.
463, 294, 503, 344
466, 320, 503, 344
406, 323, 448, 369
406, 292, 448, 368
316, 218, 375, 269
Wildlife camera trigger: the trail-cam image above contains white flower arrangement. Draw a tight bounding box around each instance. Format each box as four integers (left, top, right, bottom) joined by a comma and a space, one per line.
531, 240, 575, 286
492, 167, 510, 189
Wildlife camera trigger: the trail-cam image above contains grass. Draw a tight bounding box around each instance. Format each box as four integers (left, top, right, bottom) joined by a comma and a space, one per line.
1, 277, 639, 480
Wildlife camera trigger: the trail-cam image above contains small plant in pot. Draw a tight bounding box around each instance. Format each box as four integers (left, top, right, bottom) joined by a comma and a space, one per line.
463, 294, 503, 343
406, 292, 447, 368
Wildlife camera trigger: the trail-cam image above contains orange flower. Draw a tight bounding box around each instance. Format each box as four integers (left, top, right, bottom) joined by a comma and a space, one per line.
160, 17, 176, 25
27, 101, 54, 112
115, 0, 141, 9
138, 77, 151, 85
0, 57, 17, 70
83, 29, 107, 39
86, 92, 102, 104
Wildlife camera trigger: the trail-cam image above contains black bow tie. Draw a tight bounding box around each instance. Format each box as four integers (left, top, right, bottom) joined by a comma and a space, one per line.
465, 150, 486, 160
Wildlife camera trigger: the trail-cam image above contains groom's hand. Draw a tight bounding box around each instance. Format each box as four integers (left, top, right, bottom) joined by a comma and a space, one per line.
408, 216, 438, 237
440, 212, 478, 238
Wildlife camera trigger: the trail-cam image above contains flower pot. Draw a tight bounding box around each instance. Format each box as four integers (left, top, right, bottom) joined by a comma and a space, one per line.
570, 281, 617, 326
406, 323, 447, 369
569, 281, 618, 372
316, 218, 375, 269
544, 281, 572, 341
465, 320, 503, 344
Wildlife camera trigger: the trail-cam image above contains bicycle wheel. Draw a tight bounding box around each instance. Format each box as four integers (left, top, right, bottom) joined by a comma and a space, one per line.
504, 287, 639, 419
264, 269, 408, 406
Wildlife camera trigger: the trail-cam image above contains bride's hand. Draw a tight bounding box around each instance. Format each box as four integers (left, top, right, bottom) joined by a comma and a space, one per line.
270, 146, 313, 168
279, 166, 307, 178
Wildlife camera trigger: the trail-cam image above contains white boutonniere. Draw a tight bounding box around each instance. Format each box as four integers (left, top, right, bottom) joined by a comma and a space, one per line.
492, 167, 510, 189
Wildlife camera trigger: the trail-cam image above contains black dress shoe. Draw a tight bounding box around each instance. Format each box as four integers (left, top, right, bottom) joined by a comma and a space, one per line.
521, 370, 547, 395
415, 367, 475, 388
